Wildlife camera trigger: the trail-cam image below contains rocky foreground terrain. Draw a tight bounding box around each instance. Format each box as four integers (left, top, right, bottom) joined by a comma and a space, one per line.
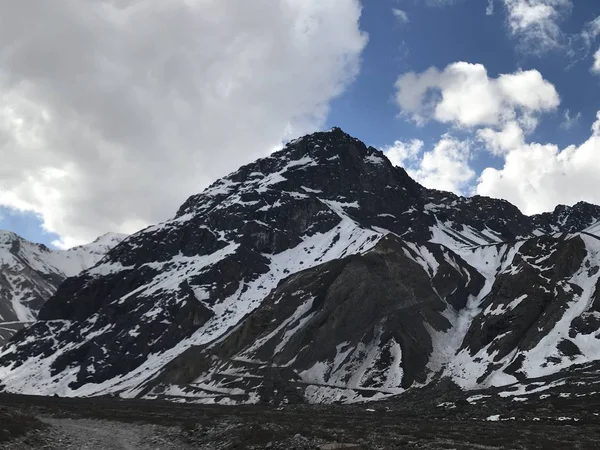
2, 383, 600, 450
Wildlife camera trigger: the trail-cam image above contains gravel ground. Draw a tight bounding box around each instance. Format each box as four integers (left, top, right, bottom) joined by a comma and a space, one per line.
1, 417, 198, 450
2, 390, 600, 449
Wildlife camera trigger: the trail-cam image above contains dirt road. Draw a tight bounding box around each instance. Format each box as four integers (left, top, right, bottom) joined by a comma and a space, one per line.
2, 416, 197, 450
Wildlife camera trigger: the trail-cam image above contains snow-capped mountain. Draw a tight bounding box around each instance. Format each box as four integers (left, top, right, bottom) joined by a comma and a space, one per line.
0, 232, 125, 343
1, 128, 600, 405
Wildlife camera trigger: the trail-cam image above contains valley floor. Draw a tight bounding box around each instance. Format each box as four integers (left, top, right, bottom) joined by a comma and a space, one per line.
1, 391, 600, 449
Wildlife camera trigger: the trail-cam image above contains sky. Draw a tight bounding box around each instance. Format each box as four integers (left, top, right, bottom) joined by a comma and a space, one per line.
0, 0, 599, 248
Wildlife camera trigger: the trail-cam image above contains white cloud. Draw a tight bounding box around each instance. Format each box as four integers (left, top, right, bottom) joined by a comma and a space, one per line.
477, 112, 600, 215
410, 136, 475, 194
581, 16, 600, 46
394, 62, 559, 128
392, 8, 409, 24
384, 136, 474, 195
578, 16, 600, 73
383, 139, 424, 167
0, 0, 367, 248
502, 0, 572, 53
390, 58, 600, 215
593, 47, 600, 74
487, 0, 495, 16
385, 110, 600, 214
477, 121, 525, 155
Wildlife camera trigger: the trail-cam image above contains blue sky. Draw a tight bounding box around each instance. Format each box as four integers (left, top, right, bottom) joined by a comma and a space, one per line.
1, 0, 599, 248
328, 0, 600, 158
0, 208, 59, 245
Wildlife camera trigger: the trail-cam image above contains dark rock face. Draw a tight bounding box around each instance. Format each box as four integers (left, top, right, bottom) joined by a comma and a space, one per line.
462, 236, 588, 370
533, 202, 600, 234
422, 191, 536, 243
1, 127, 600, 404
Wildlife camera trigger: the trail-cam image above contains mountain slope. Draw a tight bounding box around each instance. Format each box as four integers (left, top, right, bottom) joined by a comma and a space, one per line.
143, 225, 600, 404
1, 128, 600, 404
0, 232, 125, 343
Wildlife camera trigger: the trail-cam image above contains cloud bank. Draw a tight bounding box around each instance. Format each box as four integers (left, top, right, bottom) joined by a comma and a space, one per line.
0, 0, 367, 248
477, 112, 600, 215
390, 60, 600, 215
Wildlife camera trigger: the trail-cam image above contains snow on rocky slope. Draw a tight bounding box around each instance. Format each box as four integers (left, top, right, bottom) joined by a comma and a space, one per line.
1, 128, 600, 404
0, 232, 125, 343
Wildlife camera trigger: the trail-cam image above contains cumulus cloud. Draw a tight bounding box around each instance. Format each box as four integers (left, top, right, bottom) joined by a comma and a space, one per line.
409, 136, 474, 194
477, 112, 600, 215
0, 0, 367, 248
390, 59, 600, 214
394, 62, 559, 128
502, 0, 572, 53
384, 136, 474, 195
392, 61, 560, 197
487, 0, 495, 16
384, 139, 424, 167
477, 121, 525, 155
386, 111, 600, 214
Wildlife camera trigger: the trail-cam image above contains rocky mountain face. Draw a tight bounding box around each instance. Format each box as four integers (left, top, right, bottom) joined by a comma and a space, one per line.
1, 128, 600, 405
0, 232, 125, 344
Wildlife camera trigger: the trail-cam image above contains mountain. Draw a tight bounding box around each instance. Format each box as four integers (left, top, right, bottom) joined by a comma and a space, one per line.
0, 232, 125, 344
1, 128, 600, 405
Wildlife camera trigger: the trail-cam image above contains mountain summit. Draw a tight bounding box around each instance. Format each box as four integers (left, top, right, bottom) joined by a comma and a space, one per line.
1, 128, 600, 404
0, 232, 125, 344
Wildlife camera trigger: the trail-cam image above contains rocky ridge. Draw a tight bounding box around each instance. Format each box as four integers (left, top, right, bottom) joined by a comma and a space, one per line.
0, 232, 125, 344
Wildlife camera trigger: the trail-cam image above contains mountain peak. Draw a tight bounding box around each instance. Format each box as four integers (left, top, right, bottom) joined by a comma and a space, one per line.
532, 201, 600, 232
175, 128, 419, 222
326, 126, 344, 133
0, 230, 52, 256
3, 129, 600, 404
0, 230, 123, 331
0, 230, 19, 245
75, 232, 128, 250
282, 126, 365, 158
